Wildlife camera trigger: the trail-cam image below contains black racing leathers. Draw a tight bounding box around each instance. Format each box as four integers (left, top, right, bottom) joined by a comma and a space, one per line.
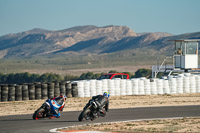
87, 95, 109, 114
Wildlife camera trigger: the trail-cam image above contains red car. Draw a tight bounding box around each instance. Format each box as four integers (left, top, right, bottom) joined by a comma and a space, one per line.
98, 73, 129, 80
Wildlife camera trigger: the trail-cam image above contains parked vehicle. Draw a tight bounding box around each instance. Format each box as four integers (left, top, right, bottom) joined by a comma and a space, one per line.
98, 73, 129, 80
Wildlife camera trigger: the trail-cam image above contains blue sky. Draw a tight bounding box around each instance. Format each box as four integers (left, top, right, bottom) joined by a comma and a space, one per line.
0, 0, 200, 36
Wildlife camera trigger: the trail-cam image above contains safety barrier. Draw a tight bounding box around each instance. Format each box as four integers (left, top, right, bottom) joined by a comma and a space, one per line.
1, 73, 200, 102
22, 84, 29, 100
72, 73, 200, 97
0, 81, 72, 102
1, 84, 8, 102
15, 85, 22, 101
8, 84, 15, 101
41, 83, 48, 99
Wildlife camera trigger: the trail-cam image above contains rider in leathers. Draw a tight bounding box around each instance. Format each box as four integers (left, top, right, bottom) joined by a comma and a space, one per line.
86, 92, 109, 117
46, 95, 67, 118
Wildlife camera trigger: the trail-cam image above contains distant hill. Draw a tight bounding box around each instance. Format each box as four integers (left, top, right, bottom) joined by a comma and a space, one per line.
0, 25, 199, 58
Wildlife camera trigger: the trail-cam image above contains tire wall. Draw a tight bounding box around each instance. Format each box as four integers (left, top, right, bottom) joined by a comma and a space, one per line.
66, 81, 72, 98
74, 73, 200, 98
48, 83, 54, 99
15, 85, 22, 101
1, 84, 8, 102
2, 73, 200, 102
41, 83, 48, 99
35, 83, 41, 100
28, 84, 35, 100
54, 82, 60, 97
72, 82, 78, 97
22, 84, 29, 101
8, 84, 15, 101
0, 86, 1, 102
60, 82, 66, 96
0, 81, 72, 102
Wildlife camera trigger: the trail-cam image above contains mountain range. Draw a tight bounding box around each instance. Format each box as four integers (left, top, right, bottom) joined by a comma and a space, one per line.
0, 25, 200, 58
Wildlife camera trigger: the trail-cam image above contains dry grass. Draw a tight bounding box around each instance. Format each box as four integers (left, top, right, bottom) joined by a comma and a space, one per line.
62, 117, 200, 132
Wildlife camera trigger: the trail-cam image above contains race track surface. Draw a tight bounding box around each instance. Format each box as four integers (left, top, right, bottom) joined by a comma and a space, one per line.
0, 105, 200, 133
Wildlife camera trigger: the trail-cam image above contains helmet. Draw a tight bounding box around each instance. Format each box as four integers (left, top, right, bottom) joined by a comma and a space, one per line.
63, 95, 67, 101
103, 92, 110, 98
60, 95, 67, 101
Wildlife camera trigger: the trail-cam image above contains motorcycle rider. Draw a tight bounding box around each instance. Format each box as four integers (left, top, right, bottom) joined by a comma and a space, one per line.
46, 95, 67, 118
86, 92, 110, 117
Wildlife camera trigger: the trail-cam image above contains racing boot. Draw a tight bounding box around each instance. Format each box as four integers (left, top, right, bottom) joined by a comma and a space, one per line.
47, 112, 55, 119
97, 108, 106, 117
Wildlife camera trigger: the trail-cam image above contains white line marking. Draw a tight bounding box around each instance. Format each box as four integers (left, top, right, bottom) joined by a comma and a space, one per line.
49, 116, 186, 132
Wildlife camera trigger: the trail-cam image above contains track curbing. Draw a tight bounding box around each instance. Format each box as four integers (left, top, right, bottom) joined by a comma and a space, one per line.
49, 117, 185, 133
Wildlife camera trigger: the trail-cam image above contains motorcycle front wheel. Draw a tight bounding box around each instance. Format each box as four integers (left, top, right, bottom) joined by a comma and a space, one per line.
33, 108, 45, 120
78, 108, 91, 121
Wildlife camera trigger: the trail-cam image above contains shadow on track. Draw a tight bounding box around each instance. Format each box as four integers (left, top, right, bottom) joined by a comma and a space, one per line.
0, 118, 79, 123
43, 120, 79, 123
0, 118, 33, 121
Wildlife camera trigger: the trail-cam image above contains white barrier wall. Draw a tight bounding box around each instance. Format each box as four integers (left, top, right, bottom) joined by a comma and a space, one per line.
126, 80, 132, 95
77, 81, 84, 97
102, 79, 108, 93
144, 79, 151, 95
108, 79, 115, 96
169, 78, 176, 94
163, 79, 170, 94
132, 79, 139, 95
190, 76, 196, 93
114, 79, 121, 96
183, 76, 190, 93
150, 80, 157, 95
120, 79, 126, 95
138, 79, 145, 95
176, 77, 183, 94
75, 74, 200, 97
157, 79, 164, 95
96, 80, 103, 95
195, 76, 200, 93
84, 81, 90, 97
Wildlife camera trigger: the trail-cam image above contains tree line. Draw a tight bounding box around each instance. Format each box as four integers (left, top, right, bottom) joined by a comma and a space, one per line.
0, 68, 156, 84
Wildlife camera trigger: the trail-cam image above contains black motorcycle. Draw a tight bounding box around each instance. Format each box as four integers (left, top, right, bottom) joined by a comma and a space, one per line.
33, 101, 51, 120
78, 100, 106, 121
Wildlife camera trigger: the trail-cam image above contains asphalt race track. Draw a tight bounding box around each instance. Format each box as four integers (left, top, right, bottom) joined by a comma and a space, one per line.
0, 105, 200, 133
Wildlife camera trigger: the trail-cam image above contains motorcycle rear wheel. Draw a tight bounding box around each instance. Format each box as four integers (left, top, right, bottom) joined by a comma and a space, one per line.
33, 108, 45, 120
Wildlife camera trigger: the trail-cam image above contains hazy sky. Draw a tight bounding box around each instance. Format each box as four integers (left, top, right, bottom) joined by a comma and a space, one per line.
0, 0, 200, 36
